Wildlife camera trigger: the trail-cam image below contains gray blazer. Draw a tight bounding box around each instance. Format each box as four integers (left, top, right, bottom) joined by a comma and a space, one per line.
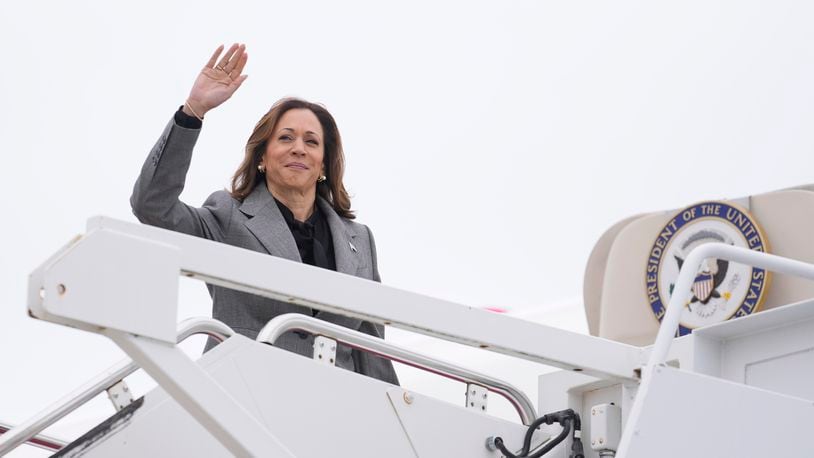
131, 116, 399, 385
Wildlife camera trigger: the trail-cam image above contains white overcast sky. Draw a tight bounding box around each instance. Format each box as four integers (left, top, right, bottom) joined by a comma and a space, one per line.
2, 0, 814, 455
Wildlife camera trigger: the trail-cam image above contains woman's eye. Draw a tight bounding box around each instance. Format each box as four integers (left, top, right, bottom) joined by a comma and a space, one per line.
280, 135, 292, 141
307, 140, 319, 145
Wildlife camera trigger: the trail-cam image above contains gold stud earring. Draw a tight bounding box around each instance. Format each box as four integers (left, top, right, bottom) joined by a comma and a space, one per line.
317, 175, 327, 183
258, 165, 266, 173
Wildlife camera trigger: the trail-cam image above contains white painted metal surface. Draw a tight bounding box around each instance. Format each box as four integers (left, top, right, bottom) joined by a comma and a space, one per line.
538, 293, 814, 458
105, 329, 294, 457
0, 318, 234, 456
386, 387, 547, 457
258, 313, 538, 425
312, 335, 337, 366
617, 365, 814, 457
537, 371, 637, 458
16, 216, 814, 457
85, 216, 644, 381
691, 297, 814, 400
589, 403, 621, 453
69, 335, 540, 457
648, 243, 814, 370
28, 229, 180, 342
105, 380, 133, 411
466, 384, 489, 413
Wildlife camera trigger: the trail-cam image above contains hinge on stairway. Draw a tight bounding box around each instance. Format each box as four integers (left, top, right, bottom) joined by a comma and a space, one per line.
313, 336, 338, 366
106, 380, 134, 411
466, 384, 488, 413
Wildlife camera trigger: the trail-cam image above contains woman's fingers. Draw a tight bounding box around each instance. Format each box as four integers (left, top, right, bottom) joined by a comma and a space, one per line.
189, 43, 248, 110
217, 43, 240, 71
205, 44, 224, 69
224, 44, 246, 74
230, 50, 248, 77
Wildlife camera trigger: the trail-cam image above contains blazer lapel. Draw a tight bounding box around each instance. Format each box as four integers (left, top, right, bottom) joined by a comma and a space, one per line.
317, 197, 359, 276
315, 197, 362, 330
239, 184, 301, 262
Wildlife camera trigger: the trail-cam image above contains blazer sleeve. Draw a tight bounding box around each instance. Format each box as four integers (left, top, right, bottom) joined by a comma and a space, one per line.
352, 225, 400, 385
130, 117, 233, 242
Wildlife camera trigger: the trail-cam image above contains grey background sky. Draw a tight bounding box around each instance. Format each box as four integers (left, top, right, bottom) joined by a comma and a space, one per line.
2, 0, 813, 454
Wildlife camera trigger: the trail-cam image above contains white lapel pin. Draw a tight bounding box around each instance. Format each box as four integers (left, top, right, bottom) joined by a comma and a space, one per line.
349, 241, 357, 253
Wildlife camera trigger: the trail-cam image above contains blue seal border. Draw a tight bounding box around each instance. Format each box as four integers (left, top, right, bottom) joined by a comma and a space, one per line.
644, 201, 769, 336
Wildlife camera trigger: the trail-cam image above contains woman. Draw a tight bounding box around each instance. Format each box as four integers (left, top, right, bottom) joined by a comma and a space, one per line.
131, 43, 398, 385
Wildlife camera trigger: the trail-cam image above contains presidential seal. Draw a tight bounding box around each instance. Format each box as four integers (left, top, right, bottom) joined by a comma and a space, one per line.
645, 201, 770, 335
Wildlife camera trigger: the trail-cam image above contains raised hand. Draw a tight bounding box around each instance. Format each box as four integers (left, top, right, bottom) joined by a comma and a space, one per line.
184, 44, 249, 119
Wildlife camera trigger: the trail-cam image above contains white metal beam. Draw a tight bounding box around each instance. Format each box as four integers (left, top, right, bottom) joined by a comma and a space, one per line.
84, 216, 643, 381
0, 318, 234, 456
104, 330, 294, 457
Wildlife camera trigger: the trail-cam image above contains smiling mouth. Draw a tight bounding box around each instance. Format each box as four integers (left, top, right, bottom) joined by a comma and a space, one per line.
285, 163, 309, 170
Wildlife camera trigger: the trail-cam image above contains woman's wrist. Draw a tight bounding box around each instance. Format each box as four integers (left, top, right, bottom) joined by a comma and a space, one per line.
183, 99, 207, 120
175, 105, 203, 129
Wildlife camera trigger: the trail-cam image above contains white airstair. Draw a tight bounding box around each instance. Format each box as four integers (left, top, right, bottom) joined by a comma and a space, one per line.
1, 215, 813, 457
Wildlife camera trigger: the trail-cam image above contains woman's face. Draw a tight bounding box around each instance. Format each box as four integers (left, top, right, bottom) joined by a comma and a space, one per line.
262, 108, 325, 195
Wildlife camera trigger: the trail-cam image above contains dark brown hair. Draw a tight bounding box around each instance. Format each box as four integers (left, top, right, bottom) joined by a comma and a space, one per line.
230, 97, 354, 219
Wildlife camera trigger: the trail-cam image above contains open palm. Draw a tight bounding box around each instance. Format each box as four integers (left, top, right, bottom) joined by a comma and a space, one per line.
186, 44, 249, 117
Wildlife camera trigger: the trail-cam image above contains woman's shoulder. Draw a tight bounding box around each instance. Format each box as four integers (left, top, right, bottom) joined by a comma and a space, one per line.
318, 197, 371, 235
204, 189, 239, 206
340, 218, 363, 232
202, 189, 241, 220
198, 189, 244, 238
341, 217, 376, 244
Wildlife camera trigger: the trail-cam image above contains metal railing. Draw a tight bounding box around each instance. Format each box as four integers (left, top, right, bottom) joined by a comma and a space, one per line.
648, 243, 814, 370
0, 317, 234, 456
0, 421, 66, 452
257, 313, 539, 425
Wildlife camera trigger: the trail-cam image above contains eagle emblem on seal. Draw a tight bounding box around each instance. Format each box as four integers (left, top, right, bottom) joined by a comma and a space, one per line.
673, 231, 729, 309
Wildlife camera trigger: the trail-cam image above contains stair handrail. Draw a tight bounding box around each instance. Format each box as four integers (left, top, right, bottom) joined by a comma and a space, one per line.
257, 313, 538, 425
0, 317, 234, 456
648, 243, 814, 371
0, 421, 67, 452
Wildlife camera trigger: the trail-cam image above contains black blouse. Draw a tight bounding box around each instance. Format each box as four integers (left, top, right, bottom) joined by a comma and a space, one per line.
274, 198, 337, 272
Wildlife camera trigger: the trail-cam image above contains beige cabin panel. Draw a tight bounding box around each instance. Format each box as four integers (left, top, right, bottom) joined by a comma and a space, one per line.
749, 190, 814, 312
598, 213, 671, 345
592, 189, 814, 345
583, 214, 648, 336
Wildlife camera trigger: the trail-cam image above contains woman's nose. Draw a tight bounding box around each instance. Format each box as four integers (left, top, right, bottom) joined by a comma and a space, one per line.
290, 138, 306, 156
